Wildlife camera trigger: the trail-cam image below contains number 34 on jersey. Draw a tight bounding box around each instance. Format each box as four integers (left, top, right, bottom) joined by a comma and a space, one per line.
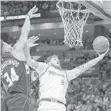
3, 67, 19, 87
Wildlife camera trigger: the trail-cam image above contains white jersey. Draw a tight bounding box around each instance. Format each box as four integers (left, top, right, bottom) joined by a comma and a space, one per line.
39, 66, 68, 104
30, 61, 86, 111
34, 62, 82, 105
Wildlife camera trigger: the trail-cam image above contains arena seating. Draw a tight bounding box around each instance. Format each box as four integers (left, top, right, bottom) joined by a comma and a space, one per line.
1, 1, 57, 16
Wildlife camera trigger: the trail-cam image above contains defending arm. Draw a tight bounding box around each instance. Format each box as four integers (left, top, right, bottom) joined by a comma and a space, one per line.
14, 15, 30, 51
24, 38, 48, 75
12, 6, 38, 61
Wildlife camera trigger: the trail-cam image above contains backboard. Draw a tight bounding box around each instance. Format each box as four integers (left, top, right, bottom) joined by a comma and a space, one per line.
79, 0, 111, 22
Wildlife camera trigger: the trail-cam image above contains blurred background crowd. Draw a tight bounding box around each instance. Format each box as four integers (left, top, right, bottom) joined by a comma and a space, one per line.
1, 33, 111, 50
1, 1, 56, 16
1, 1, 111, 111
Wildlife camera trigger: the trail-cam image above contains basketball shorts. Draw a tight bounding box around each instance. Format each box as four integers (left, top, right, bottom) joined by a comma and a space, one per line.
37, 101, 66, 111
1, 93, 31, 111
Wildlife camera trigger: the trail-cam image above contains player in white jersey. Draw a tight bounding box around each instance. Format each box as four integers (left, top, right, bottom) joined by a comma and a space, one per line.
24, 36, 109, 111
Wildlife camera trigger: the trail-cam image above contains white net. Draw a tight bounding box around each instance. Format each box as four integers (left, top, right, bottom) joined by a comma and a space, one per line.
56, 1, 90, 48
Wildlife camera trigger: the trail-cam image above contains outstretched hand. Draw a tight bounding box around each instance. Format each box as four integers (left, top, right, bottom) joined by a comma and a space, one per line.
27, 6, 39, 18
26, 36, 39, 48
98, 47, 109, 58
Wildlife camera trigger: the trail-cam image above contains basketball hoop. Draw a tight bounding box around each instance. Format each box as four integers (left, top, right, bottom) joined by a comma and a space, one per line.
56, 1, 90, 48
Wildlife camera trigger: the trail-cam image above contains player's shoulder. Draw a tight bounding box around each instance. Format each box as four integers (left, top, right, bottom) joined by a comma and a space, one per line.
1, 53, 23, 69
2, 52, 12, 58
61, 69, 68, 77
61, 69, 67, 72
2, 52, 12, 63
2, 53, 18, 62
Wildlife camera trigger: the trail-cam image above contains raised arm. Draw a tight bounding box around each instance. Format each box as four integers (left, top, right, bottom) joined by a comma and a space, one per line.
66, 50, 109, 81
14, 6, 38, 50
24, 36, 48, 75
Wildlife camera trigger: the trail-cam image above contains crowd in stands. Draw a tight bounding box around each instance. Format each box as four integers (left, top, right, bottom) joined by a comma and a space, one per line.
66, 77, 111, 111
38, 35, 111, 50
2, 33, 111, 51
38, 39, 65, 46
1, 1, 57, 16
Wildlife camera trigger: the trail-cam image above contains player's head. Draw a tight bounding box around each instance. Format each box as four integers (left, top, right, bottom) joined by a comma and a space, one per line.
45, 55, 61, 68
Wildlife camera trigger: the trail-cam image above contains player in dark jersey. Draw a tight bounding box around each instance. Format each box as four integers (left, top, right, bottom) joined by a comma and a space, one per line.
1, 6, 38, 111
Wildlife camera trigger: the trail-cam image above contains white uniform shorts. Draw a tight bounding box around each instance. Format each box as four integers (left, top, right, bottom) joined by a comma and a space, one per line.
37, 101, 66, 111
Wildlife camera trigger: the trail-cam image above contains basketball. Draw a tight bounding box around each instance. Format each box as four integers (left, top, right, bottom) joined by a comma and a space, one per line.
93, 36, 109, 54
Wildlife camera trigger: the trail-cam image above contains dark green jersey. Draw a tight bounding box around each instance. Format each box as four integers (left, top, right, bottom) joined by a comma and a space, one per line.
1, 54, 30, 95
